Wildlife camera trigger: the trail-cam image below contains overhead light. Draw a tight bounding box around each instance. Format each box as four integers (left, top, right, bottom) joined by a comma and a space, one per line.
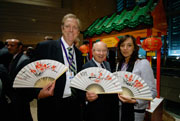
153, 56, 157, 59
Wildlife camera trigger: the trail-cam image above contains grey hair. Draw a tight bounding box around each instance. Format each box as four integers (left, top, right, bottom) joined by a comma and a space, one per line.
61, 13, 81, 30
92, 41, 108, 51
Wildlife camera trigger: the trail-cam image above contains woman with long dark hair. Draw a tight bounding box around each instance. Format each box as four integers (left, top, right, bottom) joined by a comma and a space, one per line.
116, 35, 157, 121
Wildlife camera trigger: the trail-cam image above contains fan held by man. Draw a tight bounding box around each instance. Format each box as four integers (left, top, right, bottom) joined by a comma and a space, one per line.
70, 67, 122, 94
13, 59, 68, 88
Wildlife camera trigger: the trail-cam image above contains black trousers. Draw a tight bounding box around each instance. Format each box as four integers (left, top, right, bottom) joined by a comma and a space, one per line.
38, 96, 83, 121
121, 103, 135, 121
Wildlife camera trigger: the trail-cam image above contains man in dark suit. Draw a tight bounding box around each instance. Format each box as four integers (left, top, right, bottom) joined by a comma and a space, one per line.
0, 41, 13, 69
29, 13, 85, 121
7, 39, 29, 78
0, 64, 11, 121
82, 41, 119, 121
6, 38, 31, 121
0, 41, 13, 121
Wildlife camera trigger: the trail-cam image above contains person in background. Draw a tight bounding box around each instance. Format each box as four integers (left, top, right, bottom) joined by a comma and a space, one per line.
0, 64, 11, 121
0, 40, 13, 69
7, 39, 29, 77
0, 41, 13, 121
82, 41, 119, 121
116, 35, 157, 121
24, 13, 85, 121
0, 55, 12, 121
0, 41, 4, 49
6, 38, 32, 121
24, 46, 35, 59
44, 35, 53, 41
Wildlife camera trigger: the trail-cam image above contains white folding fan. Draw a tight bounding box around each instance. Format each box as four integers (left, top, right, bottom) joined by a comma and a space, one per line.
70, 67, 122, 94
113, 71, 153, 100
13, 59, 68, 88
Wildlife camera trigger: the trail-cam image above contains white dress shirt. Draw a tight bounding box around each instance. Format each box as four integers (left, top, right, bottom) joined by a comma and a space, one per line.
92, 58, 106, 69
61, 37, 77, 98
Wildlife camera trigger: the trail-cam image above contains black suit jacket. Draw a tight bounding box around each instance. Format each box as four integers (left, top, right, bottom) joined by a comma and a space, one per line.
33, 39, 83, 96
82, 59, 111, 71
0, 64, 12, 121
0, 47, 13, 69
82, 59, 119, 121
32, 39, 85, 121
8, 52, 32, 121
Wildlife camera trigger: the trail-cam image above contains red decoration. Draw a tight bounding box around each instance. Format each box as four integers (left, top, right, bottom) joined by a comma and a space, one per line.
142, 37, 162, 51
136, 36, 141, 46
79, 45, 89, 54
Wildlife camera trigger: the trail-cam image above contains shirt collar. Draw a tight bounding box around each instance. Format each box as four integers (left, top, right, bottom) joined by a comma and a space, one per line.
13, 53, 19, 59
61, 37, 74, 49
92, 57, 103, 67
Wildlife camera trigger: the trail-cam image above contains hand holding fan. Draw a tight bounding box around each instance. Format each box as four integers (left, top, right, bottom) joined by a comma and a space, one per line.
13, 59, 68, 88
113, 71, 153, 100
70, 67, 122, 94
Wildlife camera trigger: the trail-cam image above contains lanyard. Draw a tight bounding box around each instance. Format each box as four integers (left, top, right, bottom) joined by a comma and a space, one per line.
60, 39, 74, 67
121, 63, 128, 71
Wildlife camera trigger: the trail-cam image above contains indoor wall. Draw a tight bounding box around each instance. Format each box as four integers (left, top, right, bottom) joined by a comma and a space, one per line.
0, 0, 117, 47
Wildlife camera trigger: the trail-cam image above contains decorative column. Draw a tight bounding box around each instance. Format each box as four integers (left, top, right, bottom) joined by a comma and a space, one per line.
156, 32, 161, 98
89, 38, 93, 59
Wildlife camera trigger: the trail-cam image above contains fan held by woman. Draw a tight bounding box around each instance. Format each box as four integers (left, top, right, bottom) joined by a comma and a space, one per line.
113, 71, 153, 100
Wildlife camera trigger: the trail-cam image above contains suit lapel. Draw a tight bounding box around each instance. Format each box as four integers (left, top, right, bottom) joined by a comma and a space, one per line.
53, 39, 66, 97
91, 60, 111, 72
56, 39, 83, 73
9, 53, 22, 73
91, 59, 98, 67
103, 61, 111, 71
74, 45, 83, 73
55, 39, 65, 64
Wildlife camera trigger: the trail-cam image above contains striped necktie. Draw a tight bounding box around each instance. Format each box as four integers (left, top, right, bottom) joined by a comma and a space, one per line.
67, 47, 76, 74
101, 63, 105, 69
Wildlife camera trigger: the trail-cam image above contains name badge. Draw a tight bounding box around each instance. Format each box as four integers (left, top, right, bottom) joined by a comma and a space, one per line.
69, 71, 74, 79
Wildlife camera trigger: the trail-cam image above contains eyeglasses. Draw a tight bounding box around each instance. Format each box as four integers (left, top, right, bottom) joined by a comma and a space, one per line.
94, 49, 107, 53
63, 25, 79, 31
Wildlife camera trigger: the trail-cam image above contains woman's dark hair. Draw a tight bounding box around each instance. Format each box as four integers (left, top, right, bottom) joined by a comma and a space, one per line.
117, 35, 139, 69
